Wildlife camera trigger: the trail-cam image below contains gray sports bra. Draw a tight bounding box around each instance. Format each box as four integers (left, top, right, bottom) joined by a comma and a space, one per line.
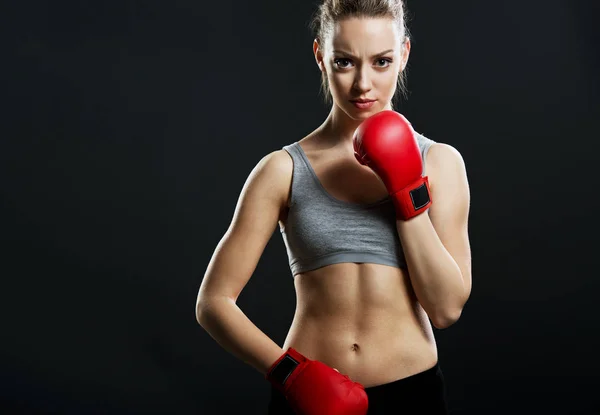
278, 133, 436, 277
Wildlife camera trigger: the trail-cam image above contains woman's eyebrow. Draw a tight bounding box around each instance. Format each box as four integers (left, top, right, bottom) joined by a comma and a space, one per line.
332, 49, 394, 58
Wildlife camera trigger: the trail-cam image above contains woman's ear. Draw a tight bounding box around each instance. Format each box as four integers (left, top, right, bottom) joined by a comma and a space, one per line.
313, 39, 326, 72
401, 38, 411, 71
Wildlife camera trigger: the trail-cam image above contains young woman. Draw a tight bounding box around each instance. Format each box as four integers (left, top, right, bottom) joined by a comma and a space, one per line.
196, 1, 471, 414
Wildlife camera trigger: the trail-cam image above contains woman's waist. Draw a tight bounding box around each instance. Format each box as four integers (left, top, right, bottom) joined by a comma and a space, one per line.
283, 311, 437, 386
285, 311, 434, 355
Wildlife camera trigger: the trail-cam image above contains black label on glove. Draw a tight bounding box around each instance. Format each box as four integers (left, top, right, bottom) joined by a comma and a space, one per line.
270, 355, 299, 386
410, 183, 430, 210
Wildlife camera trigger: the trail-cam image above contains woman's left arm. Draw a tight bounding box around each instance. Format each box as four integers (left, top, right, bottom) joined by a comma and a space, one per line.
396, 143, 472, 329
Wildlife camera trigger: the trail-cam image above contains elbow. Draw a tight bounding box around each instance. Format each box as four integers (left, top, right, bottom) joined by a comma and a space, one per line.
433, 286, 469, 329
195, 296, 211, 326
432, 308, 462, 330
195, 294, 231, 326
195, 302, 204, 326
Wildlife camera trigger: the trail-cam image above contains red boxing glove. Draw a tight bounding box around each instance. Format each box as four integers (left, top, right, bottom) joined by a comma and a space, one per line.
266, 348, 368, 415
353, 110, 432, 220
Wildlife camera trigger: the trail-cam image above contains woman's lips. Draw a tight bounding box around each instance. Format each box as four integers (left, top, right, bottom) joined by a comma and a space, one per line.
351, 100, 376, 109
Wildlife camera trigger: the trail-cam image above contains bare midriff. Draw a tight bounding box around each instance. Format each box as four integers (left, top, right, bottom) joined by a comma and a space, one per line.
282, 261, 438, 388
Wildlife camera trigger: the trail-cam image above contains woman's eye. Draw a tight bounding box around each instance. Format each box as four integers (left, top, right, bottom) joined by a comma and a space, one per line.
376, 58, 392, 67
334, 58, 352, 69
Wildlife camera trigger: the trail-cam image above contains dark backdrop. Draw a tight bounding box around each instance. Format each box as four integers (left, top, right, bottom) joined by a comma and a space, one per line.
2, 0, 599, 414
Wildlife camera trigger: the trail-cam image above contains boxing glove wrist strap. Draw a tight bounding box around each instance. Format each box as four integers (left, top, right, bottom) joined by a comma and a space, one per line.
265, 348, 307, 393
391, 176, 432, 220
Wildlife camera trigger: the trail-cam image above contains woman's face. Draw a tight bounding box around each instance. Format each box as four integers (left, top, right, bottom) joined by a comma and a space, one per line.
314, 17, 410, 120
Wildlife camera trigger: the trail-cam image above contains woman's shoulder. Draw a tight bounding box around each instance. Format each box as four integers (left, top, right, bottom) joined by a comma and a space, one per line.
239, 148, 294, 211
415, 131, 437, 146
256, 147, 294, 178
418, 133, 465, 182
416, 131, 459, 161
414, 131, 459, 155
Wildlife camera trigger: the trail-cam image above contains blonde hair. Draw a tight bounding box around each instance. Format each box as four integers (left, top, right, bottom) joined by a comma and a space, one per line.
309, 0, 411, 107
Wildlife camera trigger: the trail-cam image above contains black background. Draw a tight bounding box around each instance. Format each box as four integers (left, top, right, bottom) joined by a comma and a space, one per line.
3, 0, 599, 414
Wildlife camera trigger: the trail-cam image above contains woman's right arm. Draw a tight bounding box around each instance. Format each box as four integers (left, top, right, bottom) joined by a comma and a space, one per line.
195, 149, 293, 375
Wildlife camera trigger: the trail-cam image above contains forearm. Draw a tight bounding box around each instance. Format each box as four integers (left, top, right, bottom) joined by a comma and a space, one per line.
396, 213, 465, 327
196, 296, 284, 375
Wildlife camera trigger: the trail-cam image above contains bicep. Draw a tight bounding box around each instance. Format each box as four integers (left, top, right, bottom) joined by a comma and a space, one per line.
427, 144, 472, 297
197, 151, 292, 304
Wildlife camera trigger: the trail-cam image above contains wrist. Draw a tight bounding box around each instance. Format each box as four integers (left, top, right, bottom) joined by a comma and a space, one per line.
396, 208, 429, 230
390, 176, 432, 220
265, 348, 307, 392
261, 346, 287, 376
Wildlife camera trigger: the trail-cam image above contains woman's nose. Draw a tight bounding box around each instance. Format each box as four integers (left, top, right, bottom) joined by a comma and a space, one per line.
353, 67, 372, 92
